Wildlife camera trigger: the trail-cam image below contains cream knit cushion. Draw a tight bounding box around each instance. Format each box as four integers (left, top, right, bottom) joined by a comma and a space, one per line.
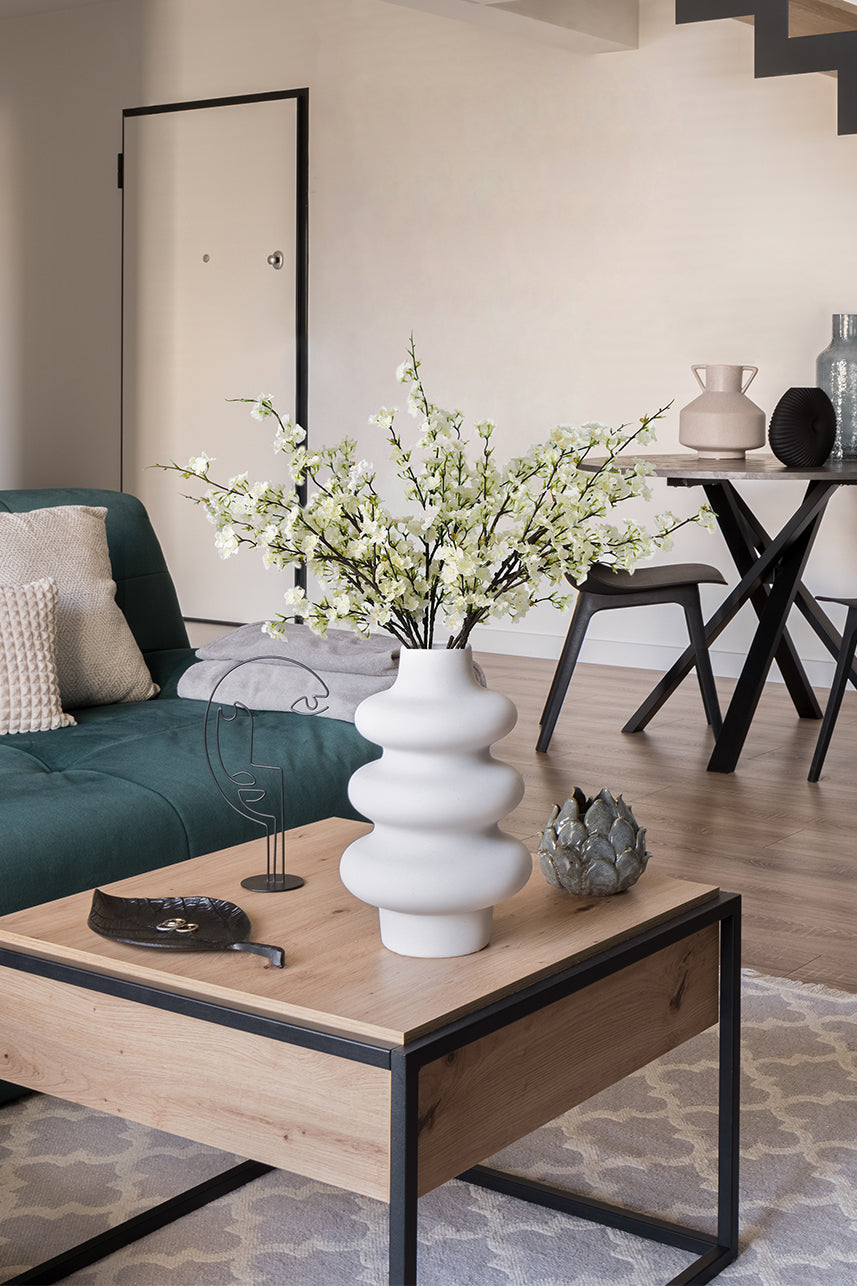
0, 505, 157, 709
0, 578, 76, 734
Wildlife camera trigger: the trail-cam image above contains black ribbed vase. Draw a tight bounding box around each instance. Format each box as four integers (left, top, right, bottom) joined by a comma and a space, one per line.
768, 387, 836, 468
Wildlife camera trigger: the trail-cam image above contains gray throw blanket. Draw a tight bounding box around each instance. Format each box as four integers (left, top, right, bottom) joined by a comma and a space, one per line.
177, 622, 400, 722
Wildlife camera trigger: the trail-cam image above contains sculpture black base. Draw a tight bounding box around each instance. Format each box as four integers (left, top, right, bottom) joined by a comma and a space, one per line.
240, 873, 305, 893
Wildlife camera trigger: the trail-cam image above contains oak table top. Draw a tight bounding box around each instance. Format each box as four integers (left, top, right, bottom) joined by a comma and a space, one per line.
0, 816, 720, 1046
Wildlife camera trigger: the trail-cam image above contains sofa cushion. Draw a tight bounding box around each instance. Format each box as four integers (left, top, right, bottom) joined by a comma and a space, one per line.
0, 578, 76, 734
0, 695, 381, 915
1, 771, 194, 916
0, 504, 157, 709
0, 488, 191, 672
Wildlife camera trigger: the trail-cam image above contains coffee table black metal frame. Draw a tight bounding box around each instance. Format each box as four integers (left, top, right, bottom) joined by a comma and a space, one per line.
0, 891, 741, 1286
618, 454, 857, 772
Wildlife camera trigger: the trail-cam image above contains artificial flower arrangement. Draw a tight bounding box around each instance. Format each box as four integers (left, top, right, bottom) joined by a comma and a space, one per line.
161, 340, 715, 649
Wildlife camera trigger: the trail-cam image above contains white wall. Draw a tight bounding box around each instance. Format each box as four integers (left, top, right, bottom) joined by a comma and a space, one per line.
0, 0, 146, 487
2, 0, 856, 679
0, 104, 19, 486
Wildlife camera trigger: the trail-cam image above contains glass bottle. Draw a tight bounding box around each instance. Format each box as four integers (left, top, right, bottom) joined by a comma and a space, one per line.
816, 314, 857, 459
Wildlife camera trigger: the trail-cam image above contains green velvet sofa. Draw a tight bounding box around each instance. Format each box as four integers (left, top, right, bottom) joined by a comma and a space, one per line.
0, 488, 379, 1101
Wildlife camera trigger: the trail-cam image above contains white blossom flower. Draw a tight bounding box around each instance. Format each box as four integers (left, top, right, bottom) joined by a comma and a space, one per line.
360, 515, 389, 544
262, 618, 287, 641
282, 584, 310, 615
273, 416, 306, 451
158, 340, 713, 650
369, 408, 397, 430
312, 495, 339, 524
346, 459, 373, 493
214, 525, 240, 558
251, 395, 276, 421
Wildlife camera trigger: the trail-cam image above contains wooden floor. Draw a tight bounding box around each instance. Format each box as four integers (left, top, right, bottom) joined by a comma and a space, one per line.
476, 652, 857, 995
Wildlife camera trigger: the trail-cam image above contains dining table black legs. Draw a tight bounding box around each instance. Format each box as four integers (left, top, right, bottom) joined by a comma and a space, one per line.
627, 477, 845, 773
705, 503, 823, 772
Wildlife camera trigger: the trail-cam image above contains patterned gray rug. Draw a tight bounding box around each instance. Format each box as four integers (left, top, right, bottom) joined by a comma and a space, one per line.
1, 971, 855, 1285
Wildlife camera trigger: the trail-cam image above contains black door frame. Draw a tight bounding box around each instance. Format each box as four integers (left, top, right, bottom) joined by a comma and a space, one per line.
118, 88, 309, 498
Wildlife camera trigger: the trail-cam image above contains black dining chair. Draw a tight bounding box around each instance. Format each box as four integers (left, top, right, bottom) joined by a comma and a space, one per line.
807, 596, 857, 782
536, 562, 726, 753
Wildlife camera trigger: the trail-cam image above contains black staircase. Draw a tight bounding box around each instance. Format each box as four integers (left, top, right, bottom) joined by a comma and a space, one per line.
676, 0, 857, 133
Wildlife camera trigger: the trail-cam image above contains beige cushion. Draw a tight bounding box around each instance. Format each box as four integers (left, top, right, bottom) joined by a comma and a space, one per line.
0, 505, 157, 709
0, 578, 76, 734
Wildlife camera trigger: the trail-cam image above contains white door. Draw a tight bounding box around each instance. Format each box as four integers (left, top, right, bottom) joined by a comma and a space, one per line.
121, 92, 306, 625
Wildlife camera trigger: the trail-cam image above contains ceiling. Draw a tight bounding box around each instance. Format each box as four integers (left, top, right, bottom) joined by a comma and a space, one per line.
382, 0, 639, 52
0, 0, 640, 53
3, 0, 856, 34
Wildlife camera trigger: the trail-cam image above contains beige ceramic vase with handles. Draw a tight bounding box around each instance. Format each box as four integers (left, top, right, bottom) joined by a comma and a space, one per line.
679, 364, 766, 460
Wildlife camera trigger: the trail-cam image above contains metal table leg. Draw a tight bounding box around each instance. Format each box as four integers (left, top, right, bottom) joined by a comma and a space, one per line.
707, 514, 824, 772
625, 480, 836, 770
705, 482, 820, 719
389, 1051, 420, 1286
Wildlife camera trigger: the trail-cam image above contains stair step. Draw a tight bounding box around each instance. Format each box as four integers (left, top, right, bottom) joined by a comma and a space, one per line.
678, 0, 857, 133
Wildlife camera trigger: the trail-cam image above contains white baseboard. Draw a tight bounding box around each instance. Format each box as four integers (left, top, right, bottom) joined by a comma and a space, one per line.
470, 625, 837, 690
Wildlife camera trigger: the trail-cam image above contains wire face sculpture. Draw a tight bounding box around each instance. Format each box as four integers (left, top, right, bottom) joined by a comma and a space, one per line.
204, 656, 331, 893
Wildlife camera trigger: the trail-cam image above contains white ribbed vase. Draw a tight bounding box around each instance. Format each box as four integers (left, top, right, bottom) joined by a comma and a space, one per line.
340, 646, 532, 958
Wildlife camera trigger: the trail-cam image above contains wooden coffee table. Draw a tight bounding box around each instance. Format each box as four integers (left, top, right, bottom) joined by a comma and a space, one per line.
0, 817, 740, 1285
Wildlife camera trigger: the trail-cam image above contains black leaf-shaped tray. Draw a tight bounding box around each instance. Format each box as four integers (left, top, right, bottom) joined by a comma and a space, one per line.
88, 890, 285, 969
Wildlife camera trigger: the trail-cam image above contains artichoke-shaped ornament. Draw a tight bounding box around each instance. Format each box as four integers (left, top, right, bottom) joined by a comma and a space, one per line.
539, 787, 650, 897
